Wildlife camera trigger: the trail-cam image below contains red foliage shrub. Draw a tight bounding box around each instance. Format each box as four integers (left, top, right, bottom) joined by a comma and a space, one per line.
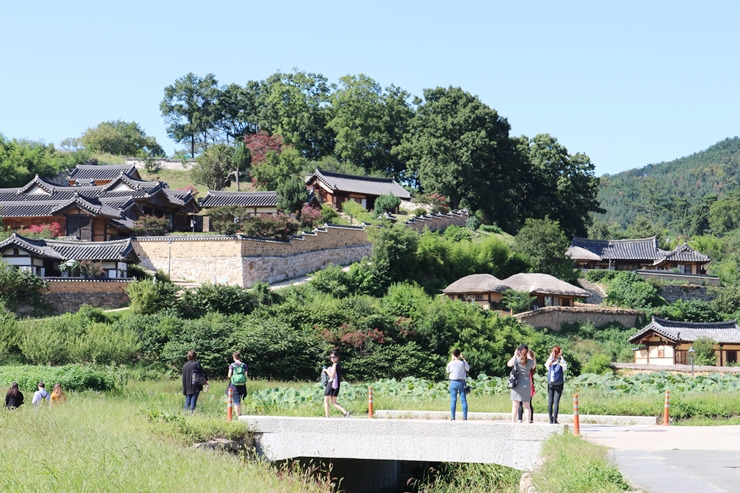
244, 131, 283, 166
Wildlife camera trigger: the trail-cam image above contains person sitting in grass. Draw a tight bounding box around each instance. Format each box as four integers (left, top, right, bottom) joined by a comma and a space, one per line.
227, 351, 248, 416
50, 383, 67, 406
5, 382, 24, 410
32, 382, 50, 408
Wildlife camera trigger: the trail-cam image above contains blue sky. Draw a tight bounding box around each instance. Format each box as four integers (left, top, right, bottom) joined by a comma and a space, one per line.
1, 0, 738, 176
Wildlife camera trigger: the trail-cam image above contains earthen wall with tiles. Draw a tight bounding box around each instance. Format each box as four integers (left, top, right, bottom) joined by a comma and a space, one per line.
41, 279, 132, 314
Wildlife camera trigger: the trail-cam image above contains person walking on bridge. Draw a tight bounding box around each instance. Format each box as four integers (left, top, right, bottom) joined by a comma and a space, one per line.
322, 350, 350, 418
446, 348, 469, 420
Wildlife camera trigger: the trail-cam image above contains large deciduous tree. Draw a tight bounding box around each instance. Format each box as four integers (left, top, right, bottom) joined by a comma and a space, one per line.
190, 143, 234, 191
513, 217, 577, 281
394, 86, 519, 230
215, 81, 263, 143
160, 73, 220, 157
514, 134, 603, 238
327, 74, 414, 178
260, 70, 334, 159
79, 120, 164, 156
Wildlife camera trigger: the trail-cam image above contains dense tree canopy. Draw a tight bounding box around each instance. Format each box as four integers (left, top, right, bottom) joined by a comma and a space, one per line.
0, 135, 86, 188
395, 86, 519, 230
160, 73, 220, 157
190, 143, 234, 190
78, 120, 164, 157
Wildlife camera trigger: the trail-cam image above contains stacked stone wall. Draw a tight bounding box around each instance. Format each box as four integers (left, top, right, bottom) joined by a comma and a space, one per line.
42, 279, 132, 314
133, 226, 371, 287
405, 212, 468, 232
658, 284, 714, 304
515, 305, 644, 330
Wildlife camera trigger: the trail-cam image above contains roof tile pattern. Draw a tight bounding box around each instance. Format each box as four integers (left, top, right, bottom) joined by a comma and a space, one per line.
629, 317, 740, 344
67, 164, 141, 182
0, 233, 139, 262
199, 191, 278, 208
308, 169, 411, 199
568, 237, 710, 265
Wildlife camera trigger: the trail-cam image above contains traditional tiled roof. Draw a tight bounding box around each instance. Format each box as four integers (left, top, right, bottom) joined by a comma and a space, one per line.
307, 169, 411, 199
0, 234, 64, 260
629, 317, 740, 345
568, 237, 661, 261
67, 164, 141, 182
443, 274, 509, 294
0, 233, 139, 262
199, 191, 278, 208
501, 273, 591, 297
654, 243, 710, 266
102, 174, 163, 193
163, 189, 195, 206
0, 195, 121, 218
568, 237, 711, 265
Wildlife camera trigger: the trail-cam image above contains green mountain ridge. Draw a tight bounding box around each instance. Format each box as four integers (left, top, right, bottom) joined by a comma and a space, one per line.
598, 137, 740, 230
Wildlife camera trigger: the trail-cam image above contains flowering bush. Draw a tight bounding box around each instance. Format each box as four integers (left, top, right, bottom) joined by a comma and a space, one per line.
299, 204, 322, 229
241, 213, 299, 241
25, 222, 62, 239
415, 193, 450, 213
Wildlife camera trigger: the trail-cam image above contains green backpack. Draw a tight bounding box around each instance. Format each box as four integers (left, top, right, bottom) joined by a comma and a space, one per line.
231, 363, 247, 385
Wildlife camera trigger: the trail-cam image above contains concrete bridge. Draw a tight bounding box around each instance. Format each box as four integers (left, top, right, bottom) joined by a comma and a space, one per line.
239, 415, 564, 470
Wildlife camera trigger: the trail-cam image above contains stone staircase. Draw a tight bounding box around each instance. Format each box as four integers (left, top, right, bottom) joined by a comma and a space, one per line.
578, 277, 607, 305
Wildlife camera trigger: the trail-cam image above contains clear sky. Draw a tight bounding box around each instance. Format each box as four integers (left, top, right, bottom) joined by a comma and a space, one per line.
1, 0, 738, 176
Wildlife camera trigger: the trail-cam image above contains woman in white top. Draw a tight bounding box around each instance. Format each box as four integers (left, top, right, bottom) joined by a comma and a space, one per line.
446, 348, 470, 420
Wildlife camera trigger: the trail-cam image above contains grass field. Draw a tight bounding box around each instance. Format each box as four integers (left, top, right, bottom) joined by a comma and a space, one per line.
0, 381, 331, 493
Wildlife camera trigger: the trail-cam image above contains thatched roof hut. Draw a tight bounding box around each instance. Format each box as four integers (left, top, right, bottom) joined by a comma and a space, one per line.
442, 274, 508, 294
501, 273, 590, 298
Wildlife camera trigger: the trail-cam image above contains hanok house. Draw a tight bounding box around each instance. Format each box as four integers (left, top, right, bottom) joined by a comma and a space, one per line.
629, 316, 740, 366
442, 274, 509, 309
567, 236, 710, 274
500, 273, 591, 308
305, 169, 411, 212
0, 167, 199, 240
65, 163, 142, 186
0, 232, 139, 278
198, 191, 279, 232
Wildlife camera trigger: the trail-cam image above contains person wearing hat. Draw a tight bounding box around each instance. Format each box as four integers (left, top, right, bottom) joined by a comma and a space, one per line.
507, 344, 535, 423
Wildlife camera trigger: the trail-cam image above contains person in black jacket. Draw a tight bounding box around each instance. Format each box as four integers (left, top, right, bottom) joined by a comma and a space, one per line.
5, 382, 24, 410
182, 350, 208, 412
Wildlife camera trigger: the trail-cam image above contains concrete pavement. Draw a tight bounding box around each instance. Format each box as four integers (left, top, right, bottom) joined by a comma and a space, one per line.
582, 425, 740, 493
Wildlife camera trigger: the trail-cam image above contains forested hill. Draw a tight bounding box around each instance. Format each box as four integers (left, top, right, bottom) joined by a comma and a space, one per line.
597, 137, 740, 230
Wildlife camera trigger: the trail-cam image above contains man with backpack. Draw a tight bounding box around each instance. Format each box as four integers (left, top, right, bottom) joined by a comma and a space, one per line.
228, 352, 248, 417
544, 346, 567, 424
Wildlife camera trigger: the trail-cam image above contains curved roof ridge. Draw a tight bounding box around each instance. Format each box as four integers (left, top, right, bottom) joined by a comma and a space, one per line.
653, 316, 737, 328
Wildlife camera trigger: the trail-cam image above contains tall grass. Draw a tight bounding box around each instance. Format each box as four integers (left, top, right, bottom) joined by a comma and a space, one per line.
531, 432, 631, 493
0, 384, 331, 493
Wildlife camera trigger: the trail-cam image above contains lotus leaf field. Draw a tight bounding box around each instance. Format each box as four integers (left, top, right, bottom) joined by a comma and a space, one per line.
243, 372, 740, 417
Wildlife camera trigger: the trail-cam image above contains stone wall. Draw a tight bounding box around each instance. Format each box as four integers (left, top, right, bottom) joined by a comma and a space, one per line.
43, 279, 132, 314
404, 211, 469, 232
658, 284, 714, 304
133, 225, 372, 287
515, 305, 644, 330
125, 157, 192, 171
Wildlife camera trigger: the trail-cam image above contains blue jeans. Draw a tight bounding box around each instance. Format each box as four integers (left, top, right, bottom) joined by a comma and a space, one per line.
184, 392, 199, 412
449, 380, 468, 420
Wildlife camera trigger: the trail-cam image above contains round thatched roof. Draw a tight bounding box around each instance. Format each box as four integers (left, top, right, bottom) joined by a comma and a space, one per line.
501, 273, 591, 297
443, 274, 508, 294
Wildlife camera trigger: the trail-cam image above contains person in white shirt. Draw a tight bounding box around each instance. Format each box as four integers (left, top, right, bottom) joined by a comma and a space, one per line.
544, 346, 567, 424
446, 348, 470, 420
32, 382, 50, 408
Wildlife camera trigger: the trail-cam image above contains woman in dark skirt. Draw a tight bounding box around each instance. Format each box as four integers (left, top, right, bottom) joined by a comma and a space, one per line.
322, 350, 350, 418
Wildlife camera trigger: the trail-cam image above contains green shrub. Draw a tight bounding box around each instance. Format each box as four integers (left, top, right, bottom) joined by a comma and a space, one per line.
581, 353, 613, 375
465, 216, 482, 230
0, 365, 125, 392
0, 260, 50, 312
132, 215, 169, 236
320, 204, 340, 224
127, 264, 152, 280
179, 283, 256, 318
311, 264, 352, 298
373, 192, 401, 215
442, 225, 473, 242
413, 207, 427, 216
67, 322, 141, 365
159, 313, 236, 376
127, 279, 178, 315
502, 289, 535, 314
605, 272, 665, 309
654, 299, 722, 323
693, 336, 716, 365
479, 224, 504, 234
241, 213, 300, 240
584, 270, 619, 283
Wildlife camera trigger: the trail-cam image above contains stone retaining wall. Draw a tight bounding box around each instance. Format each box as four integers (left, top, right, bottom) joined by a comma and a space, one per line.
658, 284, 714, 304
133, 226, 372, 287
43, 279, 132, 314
404, 211, 469, 232
515, 305, 644, 330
